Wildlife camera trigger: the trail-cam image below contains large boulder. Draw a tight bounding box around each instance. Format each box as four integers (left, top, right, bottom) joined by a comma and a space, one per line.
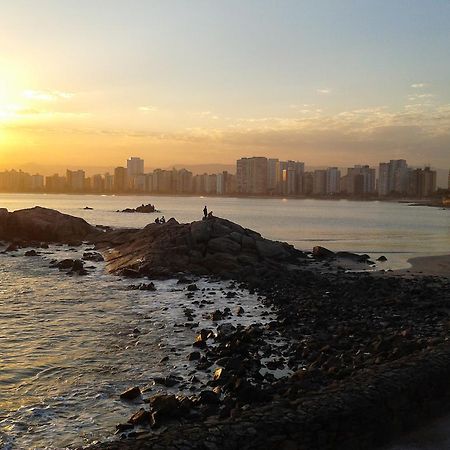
0, 207, 101, 243
98, 216, 306, 279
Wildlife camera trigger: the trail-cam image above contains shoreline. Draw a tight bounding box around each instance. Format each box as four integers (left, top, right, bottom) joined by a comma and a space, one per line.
396, 254, 450, 277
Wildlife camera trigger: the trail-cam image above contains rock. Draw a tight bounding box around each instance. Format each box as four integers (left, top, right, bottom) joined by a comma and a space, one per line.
210, 310, 224, 322
147, 394, 179, 414
312, 246, 335, 259
54, 259, 75, 270
120, 386, 142, 401
0, 207, 100, 243
82, 252, 104, 262
234, 306, 245, 316
377, 255, 388, 262
24, 250, 38, 257
198, 390, 220, 405
188, 351, 201, 361
207, 237, 241, 254
119, 204, 157, 214
153, 376, 179, 387
127, 408, 152, 426
187, 284, 199, 292
216, 323, 237, 340
115, 423, 134, 433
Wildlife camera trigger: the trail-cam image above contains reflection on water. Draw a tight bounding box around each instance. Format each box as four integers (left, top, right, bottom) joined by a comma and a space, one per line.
0, 243, 277, 449
1, 194, 449, 269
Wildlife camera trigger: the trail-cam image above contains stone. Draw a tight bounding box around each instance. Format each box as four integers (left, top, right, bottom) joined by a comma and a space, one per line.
24, 250, 38, 257
312, 246, 335, 258
120, 386, 142, 401
377, 255, 388, 262
0, 206, 100, 243
127, 408, 152, 426
147, 394, 179, 414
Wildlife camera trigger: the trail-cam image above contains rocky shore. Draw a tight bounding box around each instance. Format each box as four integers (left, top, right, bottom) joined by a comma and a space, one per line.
1, 207, 449, 449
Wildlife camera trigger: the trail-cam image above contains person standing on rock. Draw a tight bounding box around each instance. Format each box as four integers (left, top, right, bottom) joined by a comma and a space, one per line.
203, 205, 208, 219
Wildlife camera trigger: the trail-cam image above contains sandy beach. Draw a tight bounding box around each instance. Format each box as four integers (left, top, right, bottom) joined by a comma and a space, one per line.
400, 254, 450, 277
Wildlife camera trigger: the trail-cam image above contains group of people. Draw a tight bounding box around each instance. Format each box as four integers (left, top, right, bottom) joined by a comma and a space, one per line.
154, 206, 211, 225
203, 205, 213, 219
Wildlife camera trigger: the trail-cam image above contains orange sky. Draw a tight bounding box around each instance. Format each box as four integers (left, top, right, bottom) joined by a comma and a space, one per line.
1, 1, 449, 172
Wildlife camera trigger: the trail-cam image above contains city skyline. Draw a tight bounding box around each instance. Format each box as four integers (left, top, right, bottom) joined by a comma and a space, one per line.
1, 1, 450, 170
0, 155, 445, 198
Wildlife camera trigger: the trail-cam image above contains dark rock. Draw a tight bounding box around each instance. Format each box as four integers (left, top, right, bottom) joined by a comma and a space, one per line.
188, 351, 201, 361
82, 251, 104, 262
120, 386, 142, 401
24, 250, 38, 257
127, 408, 152, 426
312, 246, 335, 258
0, 206, 100, 243
377, 255, 388, 262
187, 284, 199, 292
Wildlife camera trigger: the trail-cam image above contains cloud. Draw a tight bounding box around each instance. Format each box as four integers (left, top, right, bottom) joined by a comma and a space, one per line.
22, 90, 74, 102
411, 83, 428, 89
316, 88, 331, 94
138, 105, 158, 112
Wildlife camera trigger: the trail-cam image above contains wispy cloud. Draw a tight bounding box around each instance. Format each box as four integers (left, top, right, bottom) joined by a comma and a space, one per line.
316, 88, 331, 94
411, 83, 428, 89
138, 105, 158, 113
22, 90, 74, 101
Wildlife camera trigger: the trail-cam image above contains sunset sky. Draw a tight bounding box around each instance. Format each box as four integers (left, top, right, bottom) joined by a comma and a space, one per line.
0, 0, 449, 172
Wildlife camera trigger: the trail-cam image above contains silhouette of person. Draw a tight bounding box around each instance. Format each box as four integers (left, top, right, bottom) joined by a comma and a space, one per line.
160, 215, 165, 223
155, 217, 160, 224
203, 205, 208, 218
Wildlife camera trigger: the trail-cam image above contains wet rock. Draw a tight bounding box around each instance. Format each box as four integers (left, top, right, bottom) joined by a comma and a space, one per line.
234, 306, 245, 316
147, 393, 179, 412
312, 246, 335, 259
118, 268, 142, 278
115, 423, 134, 433
188, 351, 201, 361
129, 282, 157, 291
153, 376, 179, 388
127, 408, 152, 426
82, 251, 104, 262
216, 323, 237, 340
24, 249, 38, 257
120, 386, 142, 401
187, 284, 199, 292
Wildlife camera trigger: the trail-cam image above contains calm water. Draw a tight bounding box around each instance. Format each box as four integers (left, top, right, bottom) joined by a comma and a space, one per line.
1, 193, 450, 268
0, 194, 449, 449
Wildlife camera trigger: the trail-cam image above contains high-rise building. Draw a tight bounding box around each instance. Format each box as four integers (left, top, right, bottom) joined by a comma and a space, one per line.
407, 167, 437, 198
236, 157, 268, 194
378, 160, 408, 196
127, 157, 144, 177
267, 159, 279, 194
326, 167, 341, 194
104, 173, 114, 192
66, 170, 85, 192
30, 174, 45, 191
92, 174, 105, 192
345, 165, 376, 195
313, 170, 327, 195
45, 174, 67, 192
114, 167, 128, 192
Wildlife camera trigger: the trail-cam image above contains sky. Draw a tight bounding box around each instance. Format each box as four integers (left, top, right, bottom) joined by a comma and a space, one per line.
0, 0, 449, 172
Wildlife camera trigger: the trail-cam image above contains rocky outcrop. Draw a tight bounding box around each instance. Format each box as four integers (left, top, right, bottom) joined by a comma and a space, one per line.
118, 204, 158, 214
95, 216, 305, 279
0, 206, 101, 243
